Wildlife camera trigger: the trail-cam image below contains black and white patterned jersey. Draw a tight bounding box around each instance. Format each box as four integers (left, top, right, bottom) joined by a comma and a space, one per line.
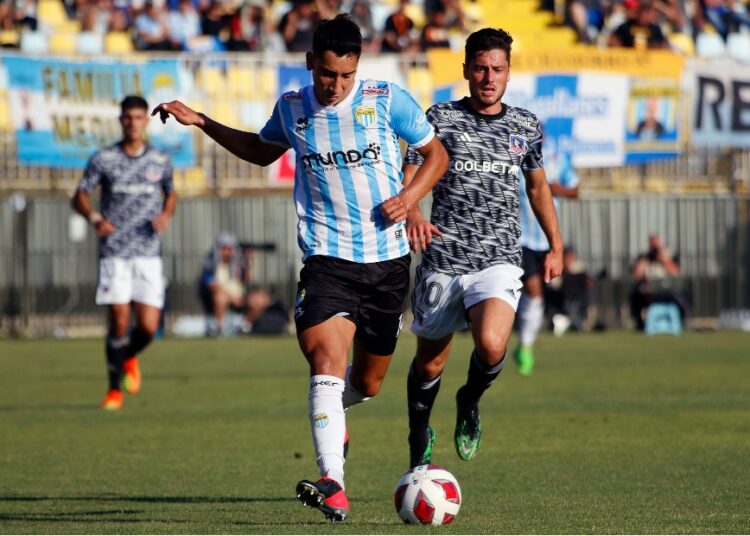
77, 143, 174, 259
405, 98, 544, 275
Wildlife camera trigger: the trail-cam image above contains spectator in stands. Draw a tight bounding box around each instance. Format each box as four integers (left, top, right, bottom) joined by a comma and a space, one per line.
349, 0, 379, 52
134, 0, 175, 50
629, 233, 685, 330
228, 0, 268, 51
200, 0, 231, 48
567, 0, 606, 43
168, 0, 202, 50
608, 0, 670, 48
547, 246, 593, 335
278, 0, 319, 52
694, 0, 750, 40
199, 232, 280, 336
0, 2, 16, 34
13, 0, 37, 31
420, 6, 452, 50
79, 1, 114, 34
381, 0, 417, 53
317, 0, 343, 19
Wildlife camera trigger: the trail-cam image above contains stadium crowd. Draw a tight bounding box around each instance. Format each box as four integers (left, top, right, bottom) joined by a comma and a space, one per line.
0, 0, 749, 56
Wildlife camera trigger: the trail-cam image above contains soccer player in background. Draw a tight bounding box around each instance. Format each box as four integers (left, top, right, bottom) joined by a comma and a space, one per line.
152, 14, 448, 522
72, 95, 177, 411
515, 141, 579, 375
402, 27, 563, 468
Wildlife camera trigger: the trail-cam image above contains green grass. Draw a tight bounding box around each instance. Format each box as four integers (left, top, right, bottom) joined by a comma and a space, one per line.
1, 331, 749, 534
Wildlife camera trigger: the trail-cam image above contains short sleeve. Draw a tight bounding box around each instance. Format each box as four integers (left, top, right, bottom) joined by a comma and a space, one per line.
522, 119, 544, 172
162, 155, 175, 193
389, 84, 434, 148
77, 153, 103, 192
259, 99, 291, 148
404, 105, 440, 166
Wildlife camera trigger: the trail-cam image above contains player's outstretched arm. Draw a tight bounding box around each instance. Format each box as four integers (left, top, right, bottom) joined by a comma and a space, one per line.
152, 100, 286, 167
381, 137, 448, 224
525, 168, 564, 282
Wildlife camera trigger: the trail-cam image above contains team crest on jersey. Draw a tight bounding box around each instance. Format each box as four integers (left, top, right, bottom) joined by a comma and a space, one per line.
145, 166, 163, 182
283, 91, 304, 101
355, 106, 376, 127
295, 117, 312, 133
509, 135, 527, 155
313, 412, 329, 428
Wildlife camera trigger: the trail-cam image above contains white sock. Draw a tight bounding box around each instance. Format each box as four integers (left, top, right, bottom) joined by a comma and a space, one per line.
309, 374, 346, 488
342, 365, 371, 410
519, 295, 544, 347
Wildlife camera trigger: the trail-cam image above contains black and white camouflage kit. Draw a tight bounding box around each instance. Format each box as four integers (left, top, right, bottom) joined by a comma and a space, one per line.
77, 143, 174, 259
406, 98, 544, 275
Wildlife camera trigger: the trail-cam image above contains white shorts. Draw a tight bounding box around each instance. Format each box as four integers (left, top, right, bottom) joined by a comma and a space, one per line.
96, 257, 165, 308
411, 263, 524, 340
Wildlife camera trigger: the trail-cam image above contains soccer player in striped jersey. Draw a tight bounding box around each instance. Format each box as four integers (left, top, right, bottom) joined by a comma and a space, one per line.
402, 28, 563, 468
516, 148, 579, 375
152, 14, 448, 522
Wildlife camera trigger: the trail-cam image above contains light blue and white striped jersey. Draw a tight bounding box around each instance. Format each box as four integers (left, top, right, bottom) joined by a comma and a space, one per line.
518, 151, 578, 251
260, 79, 434, 263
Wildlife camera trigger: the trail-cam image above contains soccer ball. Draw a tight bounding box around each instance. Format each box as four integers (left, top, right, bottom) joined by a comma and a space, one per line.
394, 464, 462, 525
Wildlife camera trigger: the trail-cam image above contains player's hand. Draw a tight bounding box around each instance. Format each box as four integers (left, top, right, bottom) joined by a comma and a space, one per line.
94, 219, 115, 238
152, 213, 172, 233
151, 101, 204, 127
380, 192, 410, 224
406, 210, 442, 253
543, 248, 563, 283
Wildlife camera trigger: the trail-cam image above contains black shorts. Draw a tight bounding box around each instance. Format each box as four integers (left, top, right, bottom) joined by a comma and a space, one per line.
521, 247, 548, 280
294, 254, 411, 356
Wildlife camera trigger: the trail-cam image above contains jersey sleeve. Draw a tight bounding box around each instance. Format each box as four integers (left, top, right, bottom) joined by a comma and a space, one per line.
389, 84, 434, 149
404, 105, 440, 167
77, 153, 103, 192
522, 118, 544, 172
259, 99, 292, 148
162, 155, 175, 193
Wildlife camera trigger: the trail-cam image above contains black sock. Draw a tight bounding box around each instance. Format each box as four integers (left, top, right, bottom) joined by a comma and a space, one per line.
457, 350, 505, 408
407, 359, 441, 465
106, 334, 130, 391
126, 327, 153, 358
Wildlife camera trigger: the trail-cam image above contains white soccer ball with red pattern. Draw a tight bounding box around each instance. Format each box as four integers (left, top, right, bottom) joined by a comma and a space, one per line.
394, 464, 462, 525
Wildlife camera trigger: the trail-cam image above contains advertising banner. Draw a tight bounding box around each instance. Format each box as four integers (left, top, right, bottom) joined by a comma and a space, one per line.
3, 55, 194, 168
624, 79, 681, 163
686, 59, 750, 148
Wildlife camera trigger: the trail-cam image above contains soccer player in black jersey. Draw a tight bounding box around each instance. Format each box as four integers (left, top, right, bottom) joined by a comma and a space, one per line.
402, 28, 564, 466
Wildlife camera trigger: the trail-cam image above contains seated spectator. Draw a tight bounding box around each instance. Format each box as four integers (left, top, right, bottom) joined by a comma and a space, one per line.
134, 0, 175, 50
200, 0, 232, 48
694, 0, 750, 40
381, 0, 417, 53
567, 0, 606, 43
13, 0, 37, 31
629, 233, 687, 330
608, 0, 670, 49
348, 0, 379, 52
278, 0, 319, 52
228, 0, 268, 51
168, 0, 202, 50
421, 6, 451, 50
547, 247, 593, 334
199, 232, 287, 336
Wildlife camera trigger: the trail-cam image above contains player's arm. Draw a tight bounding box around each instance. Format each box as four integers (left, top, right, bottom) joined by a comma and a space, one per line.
152, 191, 177, 233
524, 167, 564, 282
151, 100, 287, 167
71, 189, 115, 237
401, 161, 443, 253
382, 137, 448, 224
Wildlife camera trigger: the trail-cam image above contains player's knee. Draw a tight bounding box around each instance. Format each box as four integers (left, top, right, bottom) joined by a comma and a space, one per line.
350, 374, 383, 398
415, 356, 447, 381
475, 339, 507, 366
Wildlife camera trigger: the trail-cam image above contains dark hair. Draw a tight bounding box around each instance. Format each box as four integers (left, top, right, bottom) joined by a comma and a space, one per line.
120, 95, 149, 114
464, 27, 513, 65
313, 14, 362, 57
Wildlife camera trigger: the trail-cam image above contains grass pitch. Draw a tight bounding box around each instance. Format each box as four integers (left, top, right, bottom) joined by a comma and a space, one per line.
1, 331, 749, 534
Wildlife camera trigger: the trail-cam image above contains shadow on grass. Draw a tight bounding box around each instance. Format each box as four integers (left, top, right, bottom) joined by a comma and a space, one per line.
0, 495, 293, 504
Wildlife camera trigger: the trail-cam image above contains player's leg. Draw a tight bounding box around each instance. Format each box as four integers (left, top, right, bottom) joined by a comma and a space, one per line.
121, 301, 161, 395
454, 263, 522, 460
408, 265, 464, 466
407, 335, 452, 467
296, 316, 355, 522
455, 297, 516, 460
102, 302, 131, 409
515, 249, 546, 375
